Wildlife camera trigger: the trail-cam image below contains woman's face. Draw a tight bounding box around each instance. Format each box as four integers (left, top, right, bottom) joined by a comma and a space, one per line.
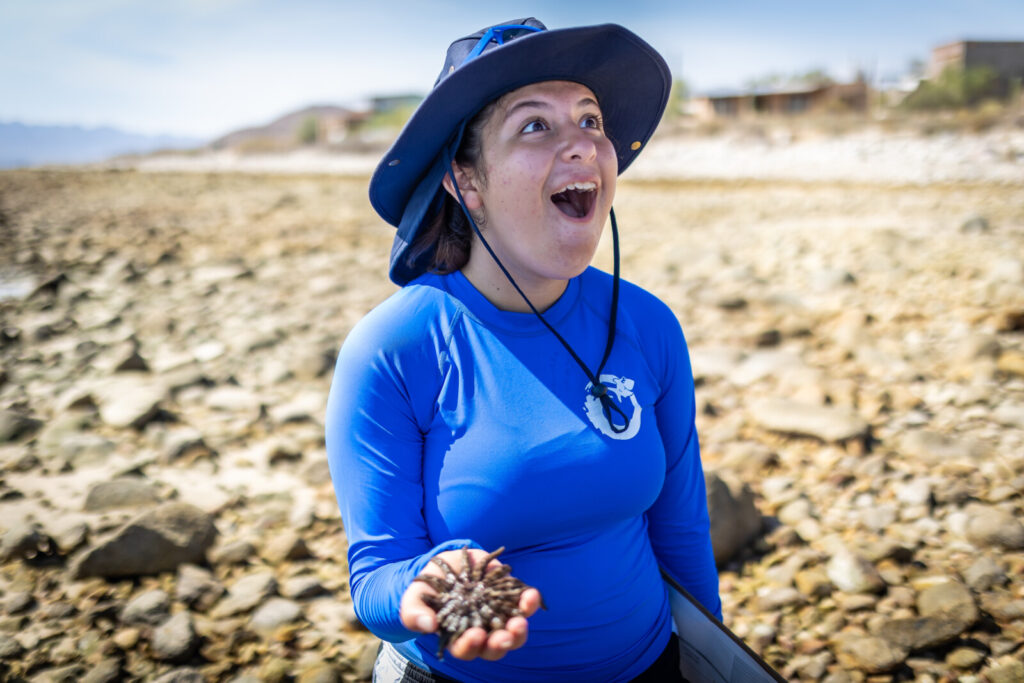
452, 80, 617, 305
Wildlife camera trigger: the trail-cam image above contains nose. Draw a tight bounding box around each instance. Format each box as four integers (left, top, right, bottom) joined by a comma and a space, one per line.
560, 127, 598, 163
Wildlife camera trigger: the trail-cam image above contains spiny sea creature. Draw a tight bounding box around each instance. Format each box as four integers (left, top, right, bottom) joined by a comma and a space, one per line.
414, 545, 544, 659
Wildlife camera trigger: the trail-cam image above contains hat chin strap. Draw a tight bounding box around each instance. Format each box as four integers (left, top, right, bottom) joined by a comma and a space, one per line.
444, 155, 629, 435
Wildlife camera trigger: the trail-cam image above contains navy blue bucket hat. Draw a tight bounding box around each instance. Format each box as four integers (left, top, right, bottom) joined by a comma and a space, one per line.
368, 17, 672, 286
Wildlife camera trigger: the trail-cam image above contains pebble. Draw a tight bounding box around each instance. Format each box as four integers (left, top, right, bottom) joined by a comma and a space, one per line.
750, 398, 868, 443
120, 589, 170, 626
835, 635, 907, 674
83, 477, 161, 511
150, 612, 199, 663
964, 505, 1024, 549
826, 548, 886, 594
250, 597, 303, 632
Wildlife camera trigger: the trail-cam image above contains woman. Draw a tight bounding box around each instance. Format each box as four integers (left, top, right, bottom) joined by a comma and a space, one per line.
326, 18, 721, 682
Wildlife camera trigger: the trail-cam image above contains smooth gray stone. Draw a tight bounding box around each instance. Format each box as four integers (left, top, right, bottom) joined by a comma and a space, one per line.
706, 471, 762, 565
750, 398, 868, 442
150, 612, 198, 663
71, 502, 216, 579
83, 477, 161, 511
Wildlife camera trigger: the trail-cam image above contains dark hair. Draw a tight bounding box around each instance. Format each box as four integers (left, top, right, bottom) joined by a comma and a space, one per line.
405, 99, 498, 274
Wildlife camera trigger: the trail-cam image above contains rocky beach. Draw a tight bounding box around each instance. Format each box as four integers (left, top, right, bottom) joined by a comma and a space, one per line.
0, 126, 1023, 682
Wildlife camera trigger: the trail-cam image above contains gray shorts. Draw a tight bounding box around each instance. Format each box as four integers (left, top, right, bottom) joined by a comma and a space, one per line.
373, 641, 458, 683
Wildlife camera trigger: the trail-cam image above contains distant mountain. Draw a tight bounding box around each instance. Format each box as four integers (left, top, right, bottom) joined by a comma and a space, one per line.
0, 122, 204, 169
210, 105, 360, 151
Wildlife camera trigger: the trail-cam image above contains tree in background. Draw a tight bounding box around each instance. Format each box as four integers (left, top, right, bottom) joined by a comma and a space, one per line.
903, 65, 1000, 110
297, 116, 319, 145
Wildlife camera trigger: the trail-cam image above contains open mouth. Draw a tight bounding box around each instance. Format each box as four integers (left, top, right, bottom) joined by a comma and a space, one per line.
551, 182, 597, 219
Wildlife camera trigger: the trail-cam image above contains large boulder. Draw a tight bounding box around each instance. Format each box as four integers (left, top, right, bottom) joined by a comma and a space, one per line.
71, 502, 216, 579
706, 471, 762, 565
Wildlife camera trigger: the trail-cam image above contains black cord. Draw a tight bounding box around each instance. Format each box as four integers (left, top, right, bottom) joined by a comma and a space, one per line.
446, 159, 629, 434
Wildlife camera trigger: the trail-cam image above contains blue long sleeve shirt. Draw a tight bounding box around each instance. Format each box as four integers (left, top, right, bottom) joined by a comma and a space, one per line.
325, 267, 720, 682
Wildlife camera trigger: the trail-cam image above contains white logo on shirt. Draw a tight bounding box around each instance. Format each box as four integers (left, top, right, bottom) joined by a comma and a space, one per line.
583, 374, 642, 440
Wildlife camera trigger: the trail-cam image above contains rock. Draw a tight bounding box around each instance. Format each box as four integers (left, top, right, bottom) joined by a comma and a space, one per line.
81, 659, 123, 683
290, 348, 335, 381
835, 635, 907, 674
960, 214, 989, 233
0, 522, 58, 563
750, 398, 868, 442
985, 658, 1024, 683
150, 612, 199, 663
210, 570, 278, 618
83, 477, 161, 511
112, 627, 140, 650
963, 556, 1007, 591
250, 597, 303, 632
151, 667, 205, 683
296, 665, 343, 683
209, 538, 257, 565
0, 633, 25, 658
795, 567, 833, 598
71, 502, 216, 579
918, 581, 978, 629
705, 471, 762, 565
175, 564, 225, 611
875, 615, 968, 650
260, 531, 313, 564
28, 663, 87, 681
0, 409, 42, 442
301, 459, 331, 486
160, 427, 215, 464
268, 391, 323, 424
826, 548, 885, 594
964, 506, 1024, 549
900, 430, 987, 465
729, 350, 805, 386
997, 349, 1024, 377
53, 522, 88, 554
995, 308, 1024, 332
280, 576, 328, 600
946, 646, 986, 670
979, 593, 1024, 621
993, 402, 1024, 428
121, 589, 170, 626
2, 591, 34, 614
756, 586, 804, 611
92, 376, 167, 429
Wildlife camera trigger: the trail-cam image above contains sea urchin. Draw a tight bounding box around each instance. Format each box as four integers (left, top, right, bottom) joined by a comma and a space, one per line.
414, 545, 544, 659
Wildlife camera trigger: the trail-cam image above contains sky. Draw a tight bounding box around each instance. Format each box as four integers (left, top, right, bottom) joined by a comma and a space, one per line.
2, 0, 1022, 141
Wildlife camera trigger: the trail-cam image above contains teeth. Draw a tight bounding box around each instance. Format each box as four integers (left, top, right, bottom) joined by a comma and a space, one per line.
557, 181, 596, 193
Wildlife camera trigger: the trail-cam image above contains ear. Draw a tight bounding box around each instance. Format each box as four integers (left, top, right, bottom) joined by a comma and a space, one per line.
441, 161, 483, 211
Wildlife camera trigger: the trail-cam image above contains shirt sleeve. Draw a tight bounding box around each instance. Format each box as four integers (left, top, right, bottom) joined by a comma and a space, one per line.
324, 309, 478, 642
645, 308, 723, 620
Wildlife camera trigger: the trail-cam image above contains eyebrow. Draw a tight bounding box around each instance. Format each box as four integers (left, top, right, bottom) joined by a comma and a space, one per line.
503, 96, 600, 121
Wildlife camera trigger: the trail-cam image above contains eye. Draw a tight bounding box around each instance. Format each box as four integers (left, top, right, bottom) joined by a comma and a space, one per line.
580, 114, 603, 130
520, 119, 548, 134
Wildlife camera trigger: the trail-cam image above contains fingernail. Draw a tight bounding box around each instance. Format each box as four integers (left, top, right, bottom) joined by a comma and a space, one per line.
416, 615, 433, 632
496, 636, 512, 649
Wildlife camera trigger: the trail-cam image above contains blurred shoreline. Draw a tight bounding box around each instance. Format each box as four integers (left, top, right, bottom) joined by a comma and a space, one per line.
96, 124, 1024, 187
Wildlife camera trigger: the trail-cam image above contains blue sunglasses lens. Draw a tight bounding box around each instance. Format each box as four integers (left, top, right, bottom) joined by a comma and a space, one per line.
462, 24, 542, 64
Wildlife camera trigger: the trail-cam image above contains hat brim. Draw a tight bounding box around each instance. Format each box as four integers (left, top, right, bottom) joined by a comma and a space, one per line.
369, 23, 671, 285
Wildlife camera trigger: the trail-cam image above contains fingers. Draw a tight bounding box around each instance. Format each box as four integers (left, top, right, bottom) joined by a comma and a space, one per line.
448, 622, 529, 661
399, 583, 437, 634
519, 588, 543, 617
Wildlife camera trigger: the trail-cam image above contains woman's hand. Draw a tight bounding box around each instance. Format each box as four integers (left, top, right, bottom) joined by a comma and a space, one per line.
400, 548, 544, 661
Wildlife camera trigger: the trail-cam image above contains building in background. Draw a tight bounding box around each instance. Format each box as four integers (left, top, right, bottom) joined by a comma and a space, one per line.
928, 40, 1024, 96
690, 77, 869, 119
